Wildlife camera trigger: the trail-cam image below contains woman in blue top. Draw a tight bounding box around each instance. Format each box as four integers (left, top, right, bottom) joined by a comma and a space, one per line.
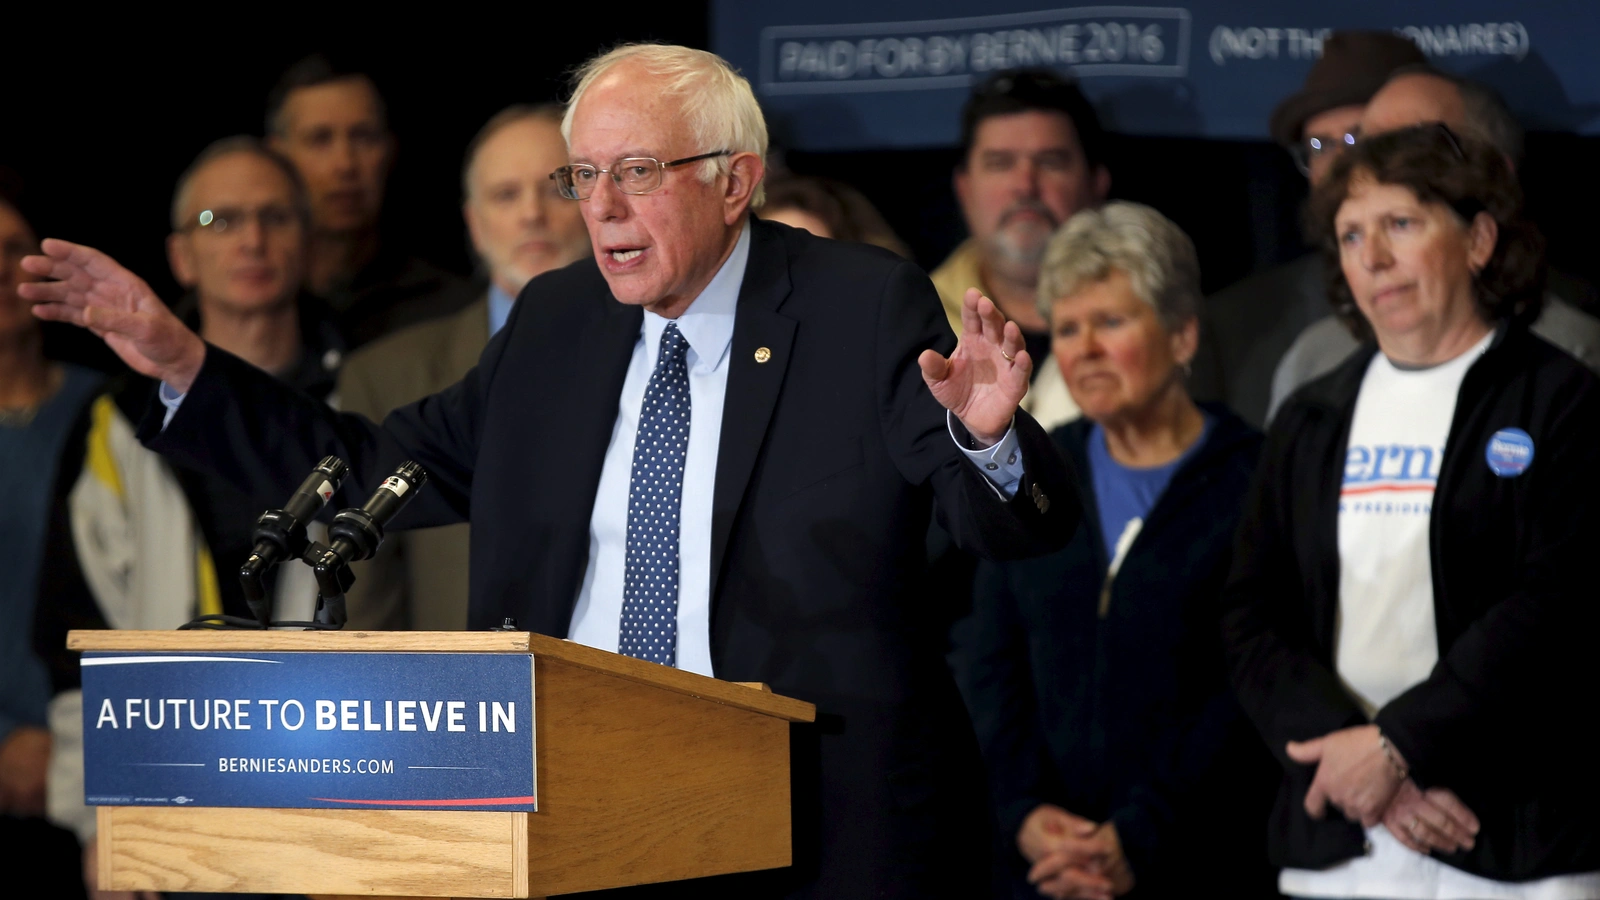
951, 202, 1275, 899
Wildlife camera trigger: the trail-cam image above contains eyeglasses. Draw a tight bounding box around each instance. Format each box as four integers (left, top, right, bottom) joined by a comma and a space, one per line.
183, 205, 301, 235
1431, 122, 1467, 160
549, 150, 732, 201
1289, 130, 1359, 175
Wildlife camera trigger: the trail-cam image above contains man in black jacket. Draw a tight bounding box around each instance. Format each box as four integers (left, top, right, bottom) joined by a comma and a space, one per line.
266, 55, 474, 347
23, 44, 1077, 898
1190, 30, 1425, 428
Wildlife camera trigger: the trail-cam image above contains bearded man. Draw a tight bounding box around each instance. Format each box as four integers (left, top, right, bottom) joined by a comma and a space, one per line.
932, 67, 1111, 430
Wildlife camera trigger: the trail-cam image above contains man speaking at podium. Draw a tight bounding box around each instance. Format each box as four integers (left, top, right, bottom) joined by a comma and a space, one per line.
24, 44, 1076, 898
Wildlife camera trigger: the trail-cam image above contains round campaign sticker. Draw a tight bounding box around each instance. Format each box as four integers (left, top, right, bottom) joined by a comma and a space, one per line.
1485, 427, 1534, 477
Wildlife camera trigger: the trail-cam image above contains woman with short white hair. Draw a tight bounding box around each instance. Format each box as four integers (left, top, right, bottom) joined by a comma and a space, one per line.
953, 201, 1276, 898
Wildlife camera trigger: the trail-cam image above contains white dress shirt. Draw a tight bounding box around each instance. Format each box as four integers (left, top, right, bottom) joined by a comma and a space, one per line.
565, 225, 751, 676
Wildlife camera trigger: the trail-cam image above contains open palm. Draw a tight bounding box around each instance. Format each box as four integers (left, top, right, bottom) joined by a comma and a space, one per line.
21, 238, 206, 390
919, 288, 1032, 445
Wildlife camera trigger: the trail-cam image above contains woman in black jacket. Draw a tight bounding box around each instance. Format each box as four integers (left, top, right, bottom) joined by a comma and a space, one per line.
1222, 124, 1600, 897
952, 202, 1277, 899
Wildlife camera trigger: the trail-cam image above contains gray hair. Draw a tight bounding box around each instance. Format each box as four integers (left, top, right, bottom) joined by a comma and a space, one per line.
1036, 201, 1201, 330
462, 103, 566, 200
561, 43, 769, 208
170, 136, 310, 231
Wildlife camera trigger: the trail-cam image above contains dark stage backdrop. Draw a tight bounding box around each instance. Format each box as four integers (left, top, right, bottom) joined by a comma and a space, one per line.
3, 13, 1597, 320
0, 14, 710, 303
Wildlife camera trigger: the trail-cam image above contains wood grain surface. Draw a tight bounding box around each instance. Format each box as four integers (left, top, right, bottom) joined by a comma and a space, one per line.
81, 631, 806, 896
97, 805, 525, 896
522, 655, 794, 894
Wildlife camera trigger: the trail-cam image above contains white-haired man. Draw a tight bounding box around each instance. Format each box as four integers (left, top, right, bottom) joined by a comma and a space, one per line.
25, 44, 1077, 898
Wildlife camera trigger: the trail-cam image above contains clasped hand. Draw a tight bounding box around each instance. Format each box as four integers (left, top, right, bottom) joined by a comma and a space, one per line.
1287, 724, 1479, 856
1016, 804, 1134, 900
919, 288, 1032, 448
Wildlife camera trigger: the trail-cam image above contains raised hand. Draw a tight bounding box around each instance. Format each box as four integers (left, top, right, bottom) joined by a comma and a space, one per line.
1384, 779, 1479, 856
20, 238, 206, 391
919, 287, 1032, 447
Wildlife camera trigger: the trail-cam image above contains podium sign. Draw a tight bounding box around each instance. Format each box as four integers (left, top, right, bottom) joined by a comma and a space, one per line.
75, 631, 815, 898
81, 651, 536, 812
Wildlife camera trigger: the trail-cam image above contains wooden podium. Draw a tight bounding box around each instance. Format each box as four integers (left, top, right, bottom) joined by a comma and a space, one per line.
71, 630, 816, 898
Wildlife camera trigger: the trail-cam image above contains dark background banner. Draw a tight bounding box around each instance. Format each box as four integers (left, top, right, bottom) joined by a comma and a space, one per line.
714, 0, 1600, 150
2, 8, 1595, 320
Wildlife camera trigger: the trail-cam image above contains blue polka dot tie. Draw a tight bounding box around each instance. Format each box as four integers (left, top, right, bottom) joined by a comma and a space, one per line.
619, 322, 691, 666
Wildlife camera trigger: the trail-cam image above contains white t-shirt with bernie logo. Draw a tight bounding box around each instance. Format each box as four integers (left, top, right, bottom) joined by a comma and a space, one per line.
1283, 331, 1600, 900
1334, 335, 1488, 720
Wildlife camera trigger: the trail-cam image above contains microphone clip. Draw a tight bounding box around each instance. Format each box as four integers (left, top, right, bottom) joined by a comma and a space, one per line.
228, 458, 425, 632
327, 506, 387, 564
240, 508, 313, 625
235, 455, 348, 630
302, 542, 357, 630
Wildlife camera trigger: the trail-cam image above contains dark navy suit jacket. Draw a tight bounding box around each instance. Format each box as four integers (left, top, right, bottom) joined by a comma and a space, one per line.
143, 218, 1078, 898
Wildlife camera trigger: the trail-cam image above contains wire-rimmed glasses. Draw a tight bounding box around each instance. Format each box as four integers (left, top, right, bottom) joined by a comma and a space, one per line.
549, 150, 732, 200
1289, 130, 1359, 176
181, 205, 301, 236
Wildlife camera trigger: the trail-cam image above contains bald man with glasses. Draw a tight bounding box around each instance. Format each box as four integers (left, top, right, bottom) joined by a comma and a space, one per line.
34, 138, 338, 894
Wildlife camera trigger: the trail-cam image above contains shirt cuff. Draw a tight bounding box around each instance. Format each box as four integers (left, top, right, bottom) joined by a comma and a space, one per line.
948, 412, 1024, 499
158, 381, 186, 430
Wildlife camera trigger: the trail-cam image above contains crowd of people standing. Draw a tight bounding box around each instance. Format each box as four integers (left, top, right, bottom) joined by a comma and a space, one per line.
3, 28, 1598, 900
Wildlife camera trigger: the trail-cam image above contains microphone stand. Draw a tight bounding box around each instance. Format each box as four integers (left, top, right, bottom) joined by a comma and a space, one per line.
185, 459, 427, 632
307, 461, 429, 628
303, 541, 356, 629
240, 508, 311, 628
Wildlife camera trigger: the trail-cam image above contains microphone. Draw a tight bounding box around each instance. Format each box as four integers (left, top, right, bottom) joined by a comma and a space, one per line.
306, 462, 428, 629
326, 461, 429, 565
282, 456, 349, 525
240, 456, 349, 628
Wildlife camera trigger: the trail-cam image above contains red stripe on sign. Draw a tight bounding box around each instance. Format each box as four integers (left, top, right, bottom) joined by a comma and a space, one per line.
311, 796, 535, 806
1340, 484, 1436, 496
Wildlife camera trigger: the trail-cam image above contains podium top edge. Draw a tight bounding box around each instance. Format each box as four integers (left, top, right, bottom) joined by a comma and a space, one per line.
67, 629, 533, 653
65, 630, 817, 723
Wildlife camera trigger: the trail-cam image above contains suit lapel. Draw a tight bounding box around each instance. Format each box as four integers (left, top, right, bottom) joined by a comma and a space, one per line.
710, 223, 795, 608
549, 284, 644, 625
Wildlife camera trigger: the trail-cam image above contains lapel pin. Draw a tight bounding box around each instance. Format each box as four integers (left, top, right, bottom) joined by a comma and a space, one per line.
754, 347, 772, 364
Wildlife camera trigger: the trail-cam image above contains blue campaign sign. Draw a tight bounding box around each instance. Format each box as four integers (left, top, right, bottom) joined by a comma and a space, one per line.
81, 652, 535, 812
712, 0, 1600, 149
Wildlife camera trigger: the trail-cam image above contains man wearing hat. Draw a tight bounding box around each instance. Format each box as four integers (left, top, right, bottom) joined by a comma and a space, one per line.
1264, 64, 1600, 421
1188, 31, 1426, 428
